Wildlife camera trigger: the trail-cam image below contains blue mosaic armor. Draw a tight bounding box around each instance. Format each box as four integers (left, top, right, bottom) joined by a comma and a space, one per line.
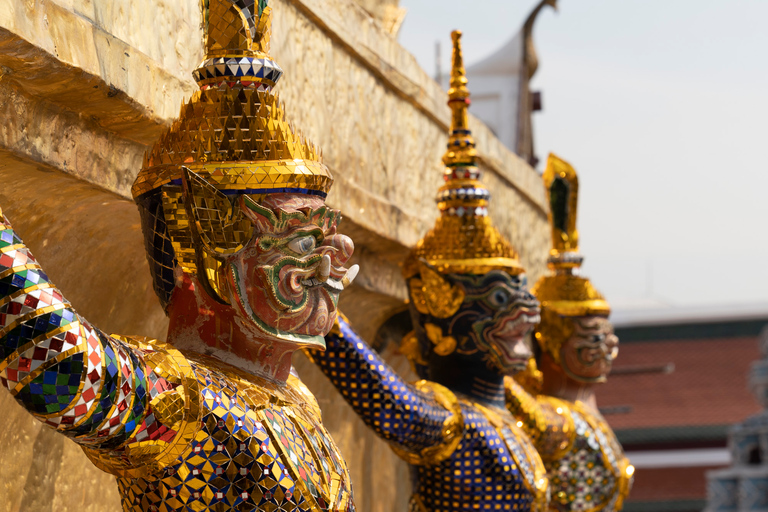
306, 316, 549, 511
0, 212, 355, 511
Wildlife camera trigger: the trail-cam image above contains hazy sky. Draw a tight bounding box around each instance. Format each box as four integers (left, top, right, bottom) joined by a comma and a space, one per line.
398, 0, 768, 311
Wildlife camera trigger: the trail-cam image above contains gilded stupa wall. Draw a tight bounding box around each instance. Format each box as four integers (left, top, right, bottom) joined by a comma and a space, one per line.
0, 0, 549, 510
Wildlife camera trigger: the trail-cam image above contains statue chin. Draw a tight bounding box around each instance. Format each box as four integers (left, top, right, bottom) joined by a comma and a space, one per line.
225, 265, 331, 349
560, 341, 612, 384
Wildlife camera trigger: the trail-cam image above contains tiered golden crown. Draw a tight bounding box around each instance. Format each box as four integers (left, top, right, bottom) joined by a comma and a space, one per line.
531, 154, 610, 317
405, 31, 523, 278
131, 0, 332, 303
132, 0, 332, 200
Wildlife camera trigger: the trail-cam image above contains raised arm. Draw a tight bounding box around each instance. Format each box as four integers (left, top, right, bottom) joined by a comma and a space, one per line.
0, 208, 193, 470
304, 315, 463, 464
505, 376, 576, 462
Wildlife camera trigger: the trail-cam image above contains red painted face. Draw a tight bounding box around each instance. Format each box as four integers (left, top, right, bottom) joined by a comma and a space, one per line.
560, 316, 618, 383
223, 194, 355, 349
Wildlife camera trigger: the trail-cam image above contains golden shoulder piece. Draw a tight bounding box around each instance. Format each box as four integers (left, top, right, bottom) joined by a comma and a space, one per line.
404, 31, 523, 280
532, 154, 610, 359
513, 357, 544, 395
81, 336, 202, 478
390, 380, 464, 465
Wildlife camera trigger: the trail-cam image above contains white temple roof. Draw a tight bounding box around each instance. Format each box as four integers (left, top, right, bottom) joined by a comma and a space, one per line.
466, 31, 524, 76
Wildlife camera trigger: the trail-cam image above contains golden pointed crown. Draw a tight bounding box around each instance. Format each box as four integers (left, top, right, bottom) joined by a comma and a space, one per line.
532, 154, 610, 318
404, 31, 523, 279
132, 0, 332, 304
132, 0, 332, 200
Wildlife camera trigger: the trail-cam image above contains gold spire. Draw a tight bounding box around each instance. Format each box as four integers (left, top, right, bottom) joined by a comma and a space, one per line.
404, 30, 523, 278
543, 152, 580, 270
442, 30, 476, 168
194, 0, 281, 89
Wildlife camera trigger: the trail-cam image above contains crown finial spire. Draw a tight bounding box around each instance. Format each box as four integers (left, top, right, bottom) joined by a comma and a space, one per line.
542, 153, 583, 273
443, 30, 476, 168
448, 30, 469, 105
193, 0, 283, 90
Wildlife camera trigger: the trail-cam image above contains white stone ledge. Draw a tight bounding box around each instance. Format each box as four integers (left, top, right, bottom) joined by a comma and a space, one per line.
627, 448, 731, 469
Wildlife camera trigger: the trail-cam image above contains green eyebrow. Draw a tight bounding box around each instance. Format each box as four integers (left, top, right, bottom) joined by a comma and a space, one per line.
257, 228, 324, 252
242, 195, 340, 232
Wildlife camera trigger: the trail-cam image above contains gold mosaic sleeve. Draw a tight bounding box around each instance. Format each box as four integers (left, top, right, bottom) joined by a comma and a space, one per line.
504, 376, 575, 461
0, 211, 199, 477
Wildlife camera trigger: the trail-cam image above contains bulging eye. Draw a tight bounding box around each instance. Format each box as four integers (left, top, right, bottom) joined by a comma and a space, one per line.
489, 288, 511, 307
287, 235, 316, 255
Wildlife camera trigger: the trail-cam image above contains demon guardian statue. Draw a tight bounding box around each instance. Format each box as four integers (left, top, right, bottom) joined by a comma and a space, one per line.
506, 154, 634, 512
0, 1, 357, 510
305, 31, 550, 512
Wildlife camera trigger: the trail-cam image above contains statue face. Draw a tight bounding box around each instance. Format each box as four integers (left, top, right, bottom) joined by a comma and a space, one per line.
463, 271, 540, 374
224, 194, 354, 348
413, 270, 540, 375
559, 315, 618, 383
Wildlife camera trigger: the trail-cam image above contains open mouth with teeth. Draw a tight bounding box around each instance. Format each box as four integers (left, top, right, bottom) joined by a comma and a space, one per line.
300, 254, 359, 293
486, 308, 541, 369
228, 252, 360, 347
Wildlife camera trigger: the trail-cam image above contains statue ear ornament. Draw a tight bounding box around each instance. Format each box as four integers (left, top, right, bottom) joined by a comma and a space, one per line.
400, 329, 429, 367
408, 278, 431, 315
179, 166, 257, 304
418, 260, 465, 319
424, 323, 458, 357
181, 166, 254, 258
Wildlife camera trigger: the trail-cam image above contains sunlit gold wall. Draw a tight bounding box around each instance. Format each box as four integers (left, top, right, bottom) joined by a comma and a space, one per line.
0, 0, 549, 510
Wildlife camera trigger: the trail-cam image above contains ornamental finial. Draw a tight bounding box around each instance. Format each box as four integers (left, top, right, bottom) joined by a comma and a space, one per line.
542, 153, 582, 272
448, 30, 469, 101
194, 0, 283, 89
443, 30, 476, 168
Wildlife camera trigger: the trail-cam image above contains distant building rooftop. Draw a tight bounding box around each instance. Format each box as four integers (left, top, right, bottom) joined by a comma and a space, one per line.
600, 303, 768, 512
601, 336, 760, 434
612, 302, 768, 328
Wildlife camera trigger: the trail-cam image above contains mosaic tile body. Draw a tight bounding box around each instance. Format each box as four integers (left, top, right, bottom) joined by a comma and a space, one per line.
506, 380, 633, 512
0, 213, 354, 511
112, 354, 354, 512
307, 316, 549, 511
